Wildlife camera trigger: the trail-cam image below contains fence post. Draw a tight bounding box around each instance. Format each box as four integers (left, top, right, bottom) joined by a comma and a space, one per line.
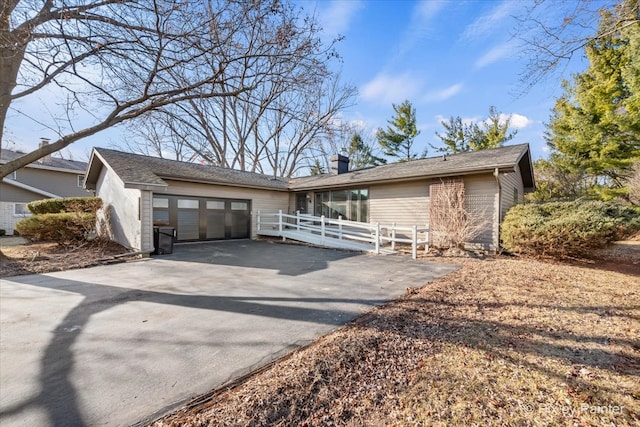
296, 210, 300, 231
278, 210, 284, 241
424, 224, 429, 254
321, 215, 325, 244
375, 222, 380, 254
257, 210, 261, 232
338, 215, 343, 239
412, 225, 417, 260
391, 222, 396, 251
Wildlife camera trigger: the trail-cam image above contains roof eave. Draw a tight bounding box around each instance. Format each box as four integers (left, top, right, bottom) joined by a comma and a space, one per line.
159, 176, 289, 192
289, 165, 517, 191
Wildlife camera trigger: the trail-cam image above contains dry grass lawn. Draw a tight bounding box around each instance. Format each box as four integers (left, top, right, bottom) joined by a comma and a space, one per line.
0, 238, 132, 277
153, 254, 639, 426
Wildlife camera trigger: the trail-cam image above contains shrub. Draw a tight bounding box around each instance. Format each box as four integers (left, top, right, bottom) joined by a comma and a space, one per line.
0, 229, 5, 236
28, 197, 102, 215
501, 200, 640, 258
15, 212, 96, 245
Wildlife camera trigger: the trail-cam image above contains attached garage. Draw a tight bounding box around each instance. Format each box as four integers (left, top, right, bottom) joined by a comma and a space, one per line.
152, 195, 251, 241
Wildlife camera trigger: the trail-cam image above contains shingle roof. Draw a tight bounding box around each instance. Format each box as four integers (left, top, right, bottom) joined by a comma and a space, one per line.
87, 144, 533, 192
290, 143, 533, 190
1, 149, 88, 172
92, 148, 290, 190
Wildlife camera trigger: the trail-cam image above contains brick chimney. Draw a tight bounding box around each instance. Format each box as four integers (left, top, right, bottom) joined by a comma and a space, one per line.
331, 154, 349, 175
38, 138, 52, 163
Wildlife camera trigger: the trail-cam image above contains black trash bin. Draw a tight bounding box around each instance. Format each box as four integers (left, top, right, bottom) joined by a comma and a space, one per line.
153, 226, 175, 255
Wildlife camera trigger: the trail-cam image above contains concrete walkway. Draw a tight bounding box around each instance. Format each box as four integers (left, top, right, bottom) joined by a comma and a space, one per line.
0, 240, 458, 427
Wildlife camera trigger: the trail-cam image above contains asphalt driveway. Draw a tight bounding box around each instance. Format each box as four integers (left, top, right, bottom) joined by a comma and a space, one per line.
0, 240, 458, 427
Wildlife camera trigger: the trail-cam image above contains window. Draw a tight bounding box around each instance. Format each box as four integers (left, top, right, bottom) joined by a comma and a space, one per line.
231, 202, 248, 210
77, 175, 85, 187
7, 171, 16, 180
177, 199, 199, 209
153, 198, 169, 208
206, 200, 225, 210
14, 203, 31, 216
314, 188, 369, 222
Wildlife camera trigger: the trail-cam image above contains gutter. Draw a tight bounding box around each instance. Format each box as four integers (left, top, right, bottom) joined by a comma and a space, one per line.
493, 168, 501, 252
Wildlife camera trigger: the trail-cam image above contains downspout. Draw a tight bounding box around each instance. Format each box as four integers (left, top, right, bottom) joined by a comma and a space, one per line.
493, 168, 501, 253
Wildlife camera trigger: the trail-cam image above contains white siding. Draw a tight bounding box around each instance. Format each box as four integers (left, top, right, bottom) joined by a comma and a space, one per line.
463, 174, 499, 250
369, 180, 429, 227
0, 202, 30, 235
499, 167, 525, 220
158, 180, 290, 238
140, 190, 154, 251
96, 166, 143, 250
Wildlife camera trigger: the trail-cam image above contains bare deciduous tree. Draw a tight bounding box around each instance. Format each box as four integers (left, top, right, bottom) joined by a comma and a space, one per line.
1, 0, 337, 178
515, 0, 640, 91
429, 179, 491, 249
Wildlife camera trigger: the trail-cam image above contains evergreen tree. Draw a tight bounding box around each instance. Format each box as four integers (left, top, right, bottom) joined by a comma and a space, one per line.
545, 0, 640, 199
347, 133, 386, 169
309, 159, 325, 175
376, 100, 421, 162
434, 106, 516, 154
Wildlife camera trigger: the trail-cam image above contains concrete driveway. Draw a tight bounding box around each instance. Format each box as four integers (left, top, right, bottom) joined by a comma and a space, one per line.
0, 240, 458, 427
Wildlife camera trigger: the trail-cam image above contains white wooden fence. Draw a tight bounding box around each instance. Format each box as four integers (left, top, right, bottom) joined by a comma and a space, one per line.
257, 210, 429, 260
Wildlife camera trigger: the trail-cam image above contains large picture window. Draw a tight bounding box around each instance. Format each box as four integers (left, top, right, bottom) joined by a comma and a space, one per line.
314, 189, 368, 222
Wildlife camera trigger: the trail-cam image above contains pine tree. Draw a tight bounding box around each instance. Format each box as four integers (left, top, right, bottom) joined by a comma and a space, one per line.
434, 106, 516, 154
546, 0, 640, 199
376, 100, 421, 162
347, 133, 386, 169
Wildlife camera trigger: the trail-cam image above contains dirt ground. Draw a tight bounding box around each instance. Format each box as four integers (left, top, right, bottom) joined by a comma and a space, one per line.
151, 243, 639, 427
0, 238, 134, 277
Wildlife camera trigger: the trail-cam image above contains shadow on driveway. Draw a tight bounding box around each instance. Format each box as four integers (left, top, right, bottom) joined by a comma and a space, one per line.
0, 240, 459, 426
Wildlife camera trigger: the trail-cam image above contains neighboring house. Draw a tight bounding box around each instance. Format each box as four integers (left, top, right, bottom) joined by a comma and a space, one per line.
84, 143, 534, 252
0, 148, 91, 235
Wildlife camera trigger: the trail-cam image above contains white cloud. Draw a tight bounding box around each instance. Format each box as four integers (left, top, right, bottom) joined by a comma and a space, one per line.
415, 0, 446, 22
361, 72, 424, 105
462, 0, 516, 40
435, 112, 532, 130
504, 113, 533, 129
474, 41, 516, 68
319, 0, 365, 37
423, 83, 463, 102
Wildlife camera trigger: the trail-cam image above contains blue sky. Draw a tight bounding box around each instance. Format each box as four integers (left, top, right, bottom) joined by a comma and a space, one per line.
310, 0, 593, 162
6, 0, 595, 164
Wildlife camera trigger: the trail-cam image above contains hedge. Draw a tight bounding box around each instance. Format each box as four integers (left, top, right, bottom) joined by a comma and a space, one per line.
27, 197, 102, 215
501, 200, 640, 258
15, 212, 96, 245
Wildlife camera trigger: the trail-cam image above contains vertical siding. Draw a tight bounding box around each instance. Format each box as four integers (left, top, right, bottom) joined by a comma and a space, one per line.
369, 180, 429, 227
463, 174, 499, 250
96, 166, 142, 250
159, 180, 290, 238
140, 190, 154, 251
499, 168, 525, 220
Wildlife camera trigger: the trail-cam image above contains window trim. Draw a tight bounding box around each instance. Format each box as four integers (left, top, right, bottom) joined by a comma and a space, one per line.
77, 175, 85, 188
314, 188, 369, 222
13, 203, 31, 217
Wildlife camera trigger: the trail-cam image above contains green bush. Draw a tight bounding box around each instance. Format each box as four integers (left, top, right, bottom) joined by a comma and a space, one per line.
15, 212, 96, 245
501, 200, 640, 258
28, 197, 102, 215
